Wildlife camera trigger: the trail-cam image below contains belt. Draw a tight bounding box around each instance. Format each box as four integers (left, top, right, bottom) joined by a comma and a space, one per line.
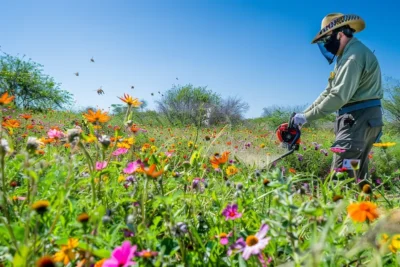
338, 99, 381, 116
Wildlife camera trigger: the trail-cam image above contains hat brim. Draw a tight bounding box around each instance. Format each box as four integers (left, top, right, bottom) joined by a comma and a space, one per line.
311, 16, 365, 44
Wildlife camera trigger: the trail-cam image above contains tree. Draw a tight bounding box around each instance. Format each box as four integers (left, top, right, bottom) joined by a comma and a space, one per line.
208, 96, 249, 125
156, 84, 221, 126
0, 52, 73, 110
382, 77, 400, 128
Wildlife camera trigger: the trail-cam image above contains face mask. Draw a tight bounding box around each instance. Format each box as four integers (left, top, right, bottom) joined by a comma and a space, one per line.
318, 33, 341, 64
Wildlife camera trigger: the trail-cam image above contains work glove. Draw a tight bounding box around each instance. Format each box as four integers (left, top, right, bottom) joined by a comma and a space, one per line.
292, 113, 307, 128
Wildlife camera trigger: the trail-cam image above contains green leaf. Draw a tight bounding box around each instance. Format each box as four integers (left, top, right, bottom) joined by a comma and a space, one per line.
13, 245, 30, 267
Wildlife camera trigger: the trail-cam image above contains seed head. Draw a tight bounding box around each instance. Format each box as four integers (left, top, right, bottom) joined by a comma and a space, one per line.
77, 213, 90, 223
31, 200, 50, 215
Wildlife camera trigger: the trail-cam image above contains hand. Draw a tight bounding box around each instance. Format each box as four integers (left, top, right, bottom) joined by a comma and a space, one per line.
292, 113, 307, 127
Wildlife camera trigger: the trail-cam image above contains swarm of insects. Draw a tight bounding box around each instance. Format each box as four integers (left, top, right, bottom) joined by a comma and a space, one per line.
95, 87, 105, 95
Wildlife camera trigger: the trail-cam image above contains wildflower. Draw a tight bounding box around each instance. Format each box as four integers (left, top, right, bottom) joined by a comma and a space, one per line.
83, 109, 110, 123
391, 235, 400, 252
98, 135, 111, 148
124, 160, 144, 174
227, 238, 246, 256
118, 93, 142, 107
47, 129, 65, 139
205, 135, 211, 141
188, 141, 194, 148
289, 168, 296, 174
263, 179, 270, 187
362, 184, 372, 194
27, 137, 43, 153
0, 139, 10, 154
236, 182, 243, 190
297, 153, 303, 161
141, 143, 151, 152
242, 224, 271, 260
350, 160, 360, 170
96, 161, 108, 171
20, 114, 32, 120
210, 151, 230, 169
320, 149, 328, 156
0, 92, 15, 105
172, 222, 188, 237
373, 142, 396, 148
222, 204, 242, 221
331, 147, 346, 153
122, 228, 135, 237
260, 143, 265, 148
347, 201, 379, 223
216, 232, 232, 245
53, 238, 79, 265
144, 164, 163, 178
334, 167, 348, 172
32, 200, 50, 214
226, 165, 238, 176
2, 119, 20, 128
77, 213, 90, 224
136, 249, 158, 259
36, 256, 56, 267
95, 259, 106, 267
112, 148, 129, 156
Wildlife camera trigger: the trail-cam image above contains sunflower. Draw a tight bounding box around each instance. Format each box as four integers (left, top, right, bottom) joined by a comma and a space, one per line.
53, 238, 79, 265
347, 201, 379, 223
83, 109, 110, 123
226, 165, 238, 176
118, 93, 142, 107
0, 92, 15, 105
36, 256, 56, 267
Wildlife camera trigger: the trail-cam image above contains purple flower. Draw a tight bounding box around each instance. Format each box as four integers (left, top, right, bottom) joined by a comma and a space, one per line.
376, 178, 382, 185
227, 238, 246, 256
330, 147, 345, 154
320, 149, 328, 156
112, 148, 129, 156
297, 153, 303, 161
103, 241, 137, 267
96, 161, 108, 171
222, 204, 242, 221
242, 224, 271, 260
123, 160, 144, 174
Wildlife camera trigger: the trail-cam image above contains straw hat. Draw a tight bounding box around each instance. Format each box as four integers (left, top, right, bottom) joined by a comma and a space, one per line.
311, 13, 365, 44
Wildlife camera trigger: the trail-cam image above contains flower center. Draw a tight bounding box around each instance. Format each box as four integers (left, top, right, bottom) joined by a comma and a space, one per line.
246, 235, 259, 246
229, 211, 236, 217
142, 251, 152, 258
219, 233, 227, 238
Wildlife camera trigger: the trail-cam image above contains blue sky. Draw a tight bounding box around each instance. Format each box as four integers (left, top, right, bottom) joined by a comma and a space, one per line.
1, 0, 399, 118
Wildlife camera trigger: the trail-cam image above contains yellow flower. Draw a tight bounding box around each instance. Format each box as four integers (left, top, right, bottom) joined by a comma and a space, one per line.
118, 175, 125, 183
53, 238, 79, 265
260, 143, 265, 148
226, 165, 238, 176
117, 137, 135, 149
391, 234, 400, 252
188, 141, 194, 148
373, 142, 396, 148
141, 143, 151, 152
118, 93, 142, 107
85, 134, 97, 143
151, 145, 157, 153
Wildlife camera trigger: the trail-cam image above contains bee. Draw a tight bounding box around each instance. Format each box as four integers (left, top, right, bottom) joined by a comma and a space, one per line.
90, 57, 95, 63
176, 77, 178, 80
131, 86, 134, 89
74, 72, 79, 76
95, 86, 105, 95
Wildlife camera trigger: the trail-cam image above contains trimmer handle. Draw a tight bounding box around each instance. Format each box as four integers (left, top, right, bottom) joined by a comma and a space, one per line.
288, 112, 296, 129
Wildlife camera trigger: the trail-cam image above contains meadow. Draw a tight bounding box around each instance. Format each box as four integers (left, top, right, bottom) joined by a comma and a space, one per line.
1, 92, 400, 267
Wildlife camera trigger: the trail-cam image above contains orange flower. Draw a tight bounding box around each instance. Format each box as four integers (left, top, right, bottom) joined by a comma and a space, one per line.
20, 114, 32, 120
289, 168, 296, 174
144, 164, 163, 178
347, 201, 379, 223
83, 109, 110, 123
149, 137, 155, 143
210, 151, 230, 169
94, 259, 106, 267
118, 94, 142, 107
0, 92, 15, 105
26, 124, 35, 129
2, 119, 20, 128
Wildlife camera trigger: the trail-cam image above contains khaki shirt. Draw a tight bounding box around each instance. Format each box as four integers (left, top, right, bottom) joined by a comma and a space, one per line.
304, 37, 383, 121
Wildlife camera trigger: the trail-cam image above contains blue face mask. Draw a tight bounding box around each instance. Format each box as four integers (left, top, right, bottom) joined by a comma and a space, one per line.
318, 42, 336, 65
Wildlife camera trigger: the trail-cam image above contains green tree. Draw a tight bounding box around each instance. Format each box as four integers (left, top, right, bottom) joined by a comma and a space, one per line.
156, 84, 221, 126
382, 78, 400, 129
0, 52, 73, 110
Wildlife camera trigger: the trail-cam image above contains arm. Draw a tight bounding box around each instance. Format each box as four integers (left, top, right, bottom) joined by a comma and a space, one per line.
304, 59, 362, 122
303, 85, 330, 113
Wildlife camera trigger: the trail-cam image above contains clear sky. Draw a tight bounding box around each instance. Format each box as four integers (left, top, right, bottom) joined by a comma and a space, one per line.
1, 0, 399, 118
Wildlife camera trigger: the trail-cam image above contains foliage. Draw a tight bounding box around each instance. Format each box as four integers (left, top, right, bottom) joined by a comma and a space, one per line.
382, 78, 400, 129
208, 96, 250, 126
0, 52, 73, 110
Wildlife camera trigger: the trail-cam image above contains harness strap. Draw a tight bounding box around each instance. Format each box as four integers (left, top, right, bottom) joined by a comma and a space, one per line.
338, 99, 381, 115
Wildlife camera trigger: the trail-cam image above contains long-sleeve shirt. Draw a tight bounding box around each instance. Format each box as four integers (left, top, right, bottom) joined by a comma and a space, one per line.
304, 37, 383, 121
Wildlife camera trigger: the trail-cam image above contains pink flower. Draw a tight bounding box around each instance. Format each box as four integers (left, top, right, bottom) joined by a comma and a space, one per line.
165, 151, 173, 158
112, 148, 129, 156
242, 224, 271, 260
47, 129, 64, 139
215, 232, 232, 245
135, 249, 158, 258
96, 161, 108, 171
331, 147, 346, 154
103, 241, 137, 267
123, 160, 144, 174
222, 204, 242, 221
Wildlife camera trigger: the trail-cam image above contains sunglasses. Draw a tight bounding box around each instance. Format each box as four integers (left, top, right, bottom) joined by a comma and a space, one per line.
317, 34, 333, 44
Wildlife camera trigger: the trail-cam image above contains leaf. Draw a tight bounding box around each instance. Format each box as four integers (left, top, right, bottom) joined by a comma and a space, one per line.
13, 245, 30, 267
238, 254, 247, 267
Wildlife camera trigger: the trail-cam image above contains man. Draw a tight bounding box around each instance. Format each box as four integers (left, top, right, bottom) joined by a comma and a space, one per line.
292, 13, 384, 182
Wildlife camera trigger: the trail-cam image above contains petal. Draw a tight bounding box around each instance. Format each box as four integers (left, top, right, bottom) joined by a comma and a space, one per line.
242, 247, 254, 260
220, 237, 229, 245
256, 224, 269, 239
103, 258, 119, 267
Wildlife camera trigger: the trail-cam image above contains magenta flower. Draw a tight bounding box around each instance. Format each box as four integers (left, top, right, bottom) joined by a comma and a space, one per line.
96, 161, 108, 171
112, 148, 129, 156
47, 129, 65, 139
123, 160, 144, 174
222, 204, 242, 220
241, 224, 271, 260
135, 249, 158, 258
103, 241, 137, 267
330, 147, 346, 154
215, 232, 232, 245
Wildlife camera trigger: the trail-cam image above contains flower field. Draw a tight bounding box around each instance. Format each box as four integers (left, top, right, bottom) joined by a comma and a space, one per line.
1, 92, 400, 266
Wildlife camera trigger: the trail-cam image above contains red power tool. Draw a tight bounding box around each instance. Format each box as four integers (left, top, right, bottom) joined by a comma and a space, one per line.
271, 113, 301, 165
